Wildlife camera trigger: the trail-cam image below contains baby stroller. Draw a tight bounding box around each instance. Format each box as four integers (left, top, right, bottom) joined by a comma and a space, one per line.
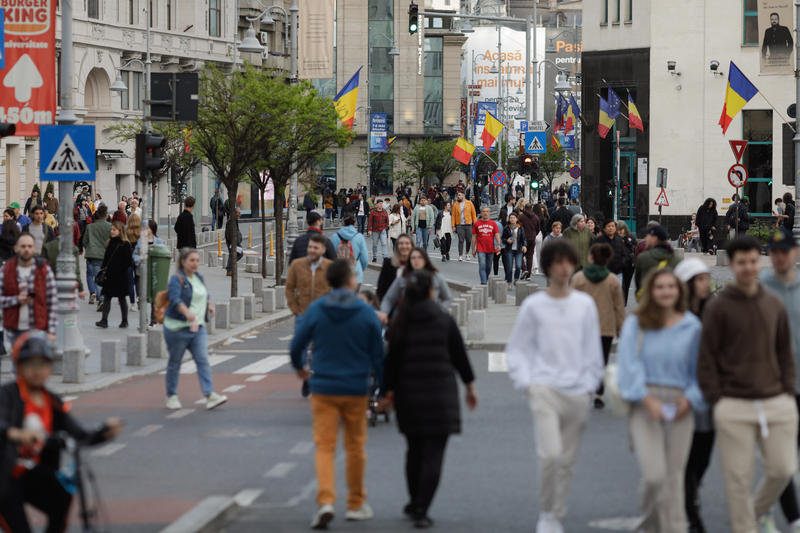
367, 382, 391, 427
707, 228, 718, 256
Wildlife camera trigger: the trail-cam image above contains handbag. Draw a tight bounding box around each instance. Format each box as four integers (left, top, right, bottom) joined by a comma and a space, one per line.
433, 235, 441, 249
94, 244, 120, 287
604, 330, 644, 418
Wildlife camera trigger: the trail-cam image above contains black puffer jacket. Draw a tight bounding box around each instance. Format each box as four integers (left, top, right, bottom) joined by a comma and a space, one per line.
384, 300, 475, 436
595, 234, 628, 275
696, 199, 718, 230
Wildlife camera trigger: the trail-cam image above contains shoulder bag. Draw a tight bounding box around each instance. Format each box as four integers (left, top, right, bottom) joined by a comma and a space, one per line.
93, 245, 119, 287
603, 329, 644, 418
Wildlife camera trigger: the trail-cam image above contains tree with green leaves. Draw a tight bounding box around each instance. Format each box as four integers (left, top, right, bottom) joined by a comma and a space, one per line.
44, 182, 54, 198
399, 138, 460, 189
249, 75, 350, 282
537, 145, 569, 189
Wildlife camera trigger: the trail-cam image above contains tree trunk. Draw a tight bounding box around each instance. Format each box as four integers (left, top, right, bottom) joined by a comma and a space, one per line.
259, 186, 267, 279
227, 186, 238, 297
274, 189, 285, 284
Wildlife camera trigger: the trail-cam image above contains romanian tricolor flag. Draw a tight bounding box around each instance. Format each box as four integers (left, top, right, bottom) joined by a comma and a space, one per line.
628, 91, 644, 132
565, 95, 580, 133
567, 158, 576, 168
481, 112, 504, 150
452, 137, 475, 165
334, 67, 362, 130
598, 96, 616, 139
551, 135, 562, 151
387, 136, 397, 147
719, 62, 759, 134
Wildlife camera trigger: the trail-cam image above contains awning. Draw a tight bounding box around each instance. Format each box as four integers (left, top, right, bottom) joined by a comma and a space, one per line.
96, 149, 126, 160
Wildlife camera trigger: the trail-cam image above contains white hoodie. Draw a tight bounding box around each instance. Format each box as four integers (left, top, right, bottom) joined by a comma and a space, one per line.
505, 290, 604, 395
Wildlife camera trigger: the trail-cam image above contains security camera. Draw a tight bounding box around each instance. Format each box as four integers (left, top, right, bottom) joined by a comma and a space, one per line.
710, 60, 720, 71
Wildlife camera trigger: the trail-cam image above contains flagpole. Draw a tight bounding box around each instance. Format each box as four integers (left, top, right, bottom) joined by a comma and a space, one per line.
758, 92, 797, 133
595, 93, 629, 121
793, 0, 800, 247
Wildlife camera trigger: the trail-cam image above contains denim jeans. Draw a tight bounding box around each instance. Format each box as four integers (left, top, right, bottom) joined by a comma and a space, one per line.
127, 266, 138, 304
86, 258, 103, 300
416, 227, 430, 250
502, 250, 523, 283
226, 245, 244, 271
477, 252, 494, 285
357, 215, 367, 233
337, 207, 342, 220
371, 230, 388, 260
164, 325, 213, 397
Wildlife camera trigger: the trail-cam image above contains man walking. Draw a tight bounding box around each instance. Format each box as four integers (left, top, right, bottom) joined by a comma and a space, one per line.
111, 201, 128, 225
286, 234, 333, 399
699, 236, 798, 533
452, 191, 477, 261
82, 204, 111, 307
634, 225, 680, 292
411, 196, 436, 251
290, 259, 383, 529
23, 189, 42, 216
0, 234, 58, 351
518, 204, 541, 279
471, 206, 501, 285
761, 227, 800, 532
506, 240, 604, 533
210, 189, 223, 231
21, 206, 56, 254
548, 198, 574, 234
367, 198, 389, 262
43, 190, 59, 219
289, 211, 336, 264
174, 196, 197, 250
225, 207, 243, 276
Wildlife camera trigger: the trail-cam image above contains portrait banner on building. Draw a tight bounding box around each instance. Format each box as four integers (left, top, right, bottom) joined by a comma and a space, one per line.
759, 0, 795, 75
298, 0, 334, 79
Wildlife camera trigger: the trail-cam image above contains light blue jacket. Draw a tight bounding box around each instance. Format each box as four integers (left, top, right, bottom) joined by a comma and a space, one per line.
410, 205, 438, 231
762, 268, 800, 392
329, 226, 368, 283
617, 313, 705, 410
133, 236, 165, 266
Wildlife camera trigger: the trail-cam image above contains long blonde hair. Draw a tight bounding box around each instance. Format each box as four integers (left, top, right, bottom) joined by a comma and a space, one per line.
126, 214, 142, 243
109, 221, 129, 244
635, 268, 688, 329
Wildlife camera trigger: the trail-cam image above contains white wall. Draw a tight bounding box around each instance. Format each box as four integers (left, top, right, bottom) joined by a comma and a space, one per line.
583, 0, 650, 52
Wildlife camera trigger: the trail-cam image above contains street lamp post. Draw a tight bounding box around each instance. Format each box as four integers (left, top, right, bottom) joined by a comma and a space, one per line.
794, 0, 800, 246
366, 35, 400, 199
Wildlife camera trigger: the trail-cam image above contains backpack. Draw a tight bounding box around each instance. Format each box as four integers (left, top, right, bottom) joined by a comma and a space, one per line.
336, 232, 357, 266
154, 274, 185, 324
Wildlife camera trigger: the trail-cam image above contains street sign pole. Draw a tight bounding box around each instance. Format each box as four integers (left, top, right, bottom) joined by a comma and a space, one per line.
55, 0, 86, 365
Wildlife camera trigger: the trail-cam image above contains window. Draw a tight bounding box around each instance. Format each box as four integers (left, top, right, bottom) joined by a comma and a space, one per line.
209, 0, 221, 37
743, 0, 758, 45
166, 0, 172, 30
625, 0, 633, 22
88, 0, 99, 19
742, 110, 773, 216
316, 154, 337, 192
601, 0, 608, 24
129, 0, 136, 24
369, 1, 394, 134
424, 36, 443, 135
131, 72, 143, 111
120, 73, 129, 109
613, 0, 620, 23
150, 0, 156, 27
372, 155, 393, 195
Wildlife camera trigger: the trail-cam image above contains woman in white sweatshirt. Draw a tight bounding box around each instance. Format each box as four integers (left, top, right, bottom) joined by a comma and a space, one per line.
435, 202, 453, 262
506, 239, 604, 533
388, 203, 407, 250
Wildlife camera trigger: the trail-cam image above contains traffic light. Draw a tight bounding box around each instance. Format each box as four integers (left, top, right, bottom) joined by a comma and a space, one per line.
0, 123, 15, 138
530, 172, 539, 190
408, 2, 419, 34
135, 132, 167, 179
521, 154, 533, 174
620, 183, 631, 204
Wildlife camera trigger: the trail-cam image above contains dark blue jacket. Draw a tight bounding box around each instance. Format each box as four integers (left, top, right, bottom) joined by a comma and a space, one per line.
165, 270, 209, 320
290, 289, 384, 396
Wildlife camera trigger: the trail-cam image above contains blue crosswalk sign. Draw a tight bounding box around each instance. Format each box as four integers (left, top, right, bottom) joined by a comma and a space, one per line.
525, 131, 546, 154
40, 125, 96, 181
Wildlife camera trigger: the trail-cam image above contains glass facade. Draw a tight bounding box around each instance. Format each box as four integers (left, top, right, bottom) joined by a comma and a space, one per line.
424, 36, 443, 135
742, 110, 773, 216
369, 0, 394, 133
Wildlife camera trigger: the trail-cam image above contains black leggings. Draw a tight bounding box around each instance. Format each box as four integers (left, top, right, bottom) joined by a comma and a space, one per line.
102, 295, 129, 323
405, 434, 449, 517
779, 395, 800, 523
440, 233, 452, 257
596, 336, 613, 395
685, 430, 716, 532
0, 465, 72, 533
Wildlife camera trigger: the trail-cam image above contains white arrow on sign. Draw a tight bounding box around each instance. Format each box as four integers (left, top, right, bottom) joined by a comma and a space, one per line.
3, 54, 43, 103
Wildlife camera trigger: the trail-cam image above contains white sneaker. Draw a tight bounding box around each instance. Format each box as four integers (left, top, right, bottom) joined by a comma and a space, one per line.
758, 513, 779, 533
535, 512, 563, 533
206, 392, 228, 410
311, 504, 335, 529
345, 502, 374, 521
166, 396, 182, 410
458, 255, 463, 262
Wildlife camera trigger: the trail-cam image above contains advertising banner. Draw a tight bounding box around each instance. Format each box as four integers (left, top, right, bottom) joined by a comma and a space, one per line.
369, 112, 387, 153
299, 0, 334, 79
759, 0, 795, 75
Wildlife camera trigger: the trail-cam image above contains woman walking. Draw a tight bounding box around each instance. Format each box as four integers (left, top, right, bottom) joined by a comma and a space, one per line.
388, 203, 407, 250
571, 243, 626, 409
380, 247, 452, 319
695, 199, 718, 254
435, 202, 453, 262
617, 268, 704, 533
163, 248, 228, 411
377, 233, 413, 301
674, 258, 714, 533
126, 214, 142, 311
95, 221, 133, 329
617, 221, 637, 306
383, 270, 477, 528
501, 212, 527, 290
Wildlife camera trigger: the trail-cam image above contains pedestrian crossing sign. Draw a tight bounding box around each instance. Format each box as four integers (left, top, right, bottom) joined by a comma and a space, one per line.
40, 125, 96, 181
524, 131, 546, 154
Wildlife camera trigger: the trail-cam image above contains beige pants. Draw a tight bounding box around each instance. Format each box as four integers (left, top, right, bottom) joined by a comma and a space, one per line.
528, 384, 591, 519
629, 386, 694, 533
714, 394, 799, 533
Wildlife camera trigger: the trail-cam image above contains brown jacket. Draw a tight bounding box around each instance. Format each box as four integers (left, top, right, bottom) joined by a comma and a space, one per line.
571, 271, 625, 338
698, 284, 795, 404
285, 257, 332, 316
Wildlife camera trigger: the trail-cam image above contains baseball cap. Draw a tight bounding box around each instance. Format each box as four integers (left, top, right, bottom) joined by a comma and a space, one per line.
674, 258, 710, 283
8, 202, 20, 209
12, 331, 54, 365
769, 226, 798, 251
646, 225, 669, 241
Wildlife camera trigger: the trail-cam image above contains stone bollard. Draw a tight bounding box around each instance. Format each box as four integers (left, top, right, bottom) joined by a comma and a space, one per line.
206, 310, 217, 335
245, 263, 259, 273
246, 255, 258, 265
101, 340, 121, 373
479, 284, 489, 308
242, 294, 256, 319
230, 297, 245, 324
449, 303, 459, 322
453, 298, 467, 327
275, 286, 287, 309
463, 293, 473, 314
716, 249, 729, 267
266, 259, 276, 277
495, 281, 508, 304
262, 288, 276, 313
215, 302, 231, 329
467, 310, 486, 341
207, 252, 218, 268
252, 277, 265, 296
516, 283, 528, 306
126, 334, 146, 366
221, 252, 229, 268
62, 349, 85, 384
470, 289, 483, 310
147, 329, 166, 359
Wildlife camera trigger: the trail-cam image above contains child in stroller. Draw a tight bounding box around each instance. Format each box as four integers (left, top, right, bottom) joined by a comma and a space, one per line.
358, 289, 391, 427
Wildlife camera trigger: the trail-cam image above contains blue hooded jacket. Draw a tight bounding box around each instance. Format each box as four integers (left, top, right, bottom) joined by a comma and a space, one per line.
329, 226, 369, 283
290, 289, 384, 396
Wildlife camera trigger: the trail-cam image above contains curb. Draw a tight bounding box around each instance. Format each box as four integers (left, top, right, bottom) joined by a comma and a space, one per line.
159, 489, 263, 533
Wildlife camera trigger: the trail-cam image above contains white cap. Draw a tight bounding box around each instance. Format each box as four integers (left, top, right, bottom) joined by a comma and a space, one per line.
674, 257, 710, 283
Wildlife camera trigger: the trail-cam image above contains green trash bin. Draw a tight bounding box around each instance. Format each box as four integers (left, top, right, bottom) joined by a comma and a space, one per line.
148, 244, 172, 301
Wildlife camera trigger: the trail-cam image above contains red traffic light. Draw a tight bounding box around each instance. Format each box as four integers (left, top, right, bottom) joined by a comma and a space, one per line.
522, 155, 533, 165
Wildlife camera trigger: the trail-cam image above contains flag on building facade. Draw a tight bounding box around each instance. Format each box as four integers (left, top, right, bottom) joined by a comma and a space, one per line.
628, 91, 644, 131
598, 96, 615, 139
452, 137, 476, 164
334, 67, 362, 130
551, 134, 562, 151
481, 112, 504, 150
606, 85, 622, 119
387, 135, 397, 147
565, 94, 580, 133
718, 61, 759, 134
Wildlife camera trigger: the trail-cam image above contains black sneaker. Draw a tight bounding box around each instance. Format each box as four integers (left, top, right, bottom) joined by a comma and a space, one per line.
403, 504, 414, 519
594, 397, 605, 409
95, 320, 108, 329
414, 516, 434, 529
301, 380, 310, 398
119, 321, 128, 329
